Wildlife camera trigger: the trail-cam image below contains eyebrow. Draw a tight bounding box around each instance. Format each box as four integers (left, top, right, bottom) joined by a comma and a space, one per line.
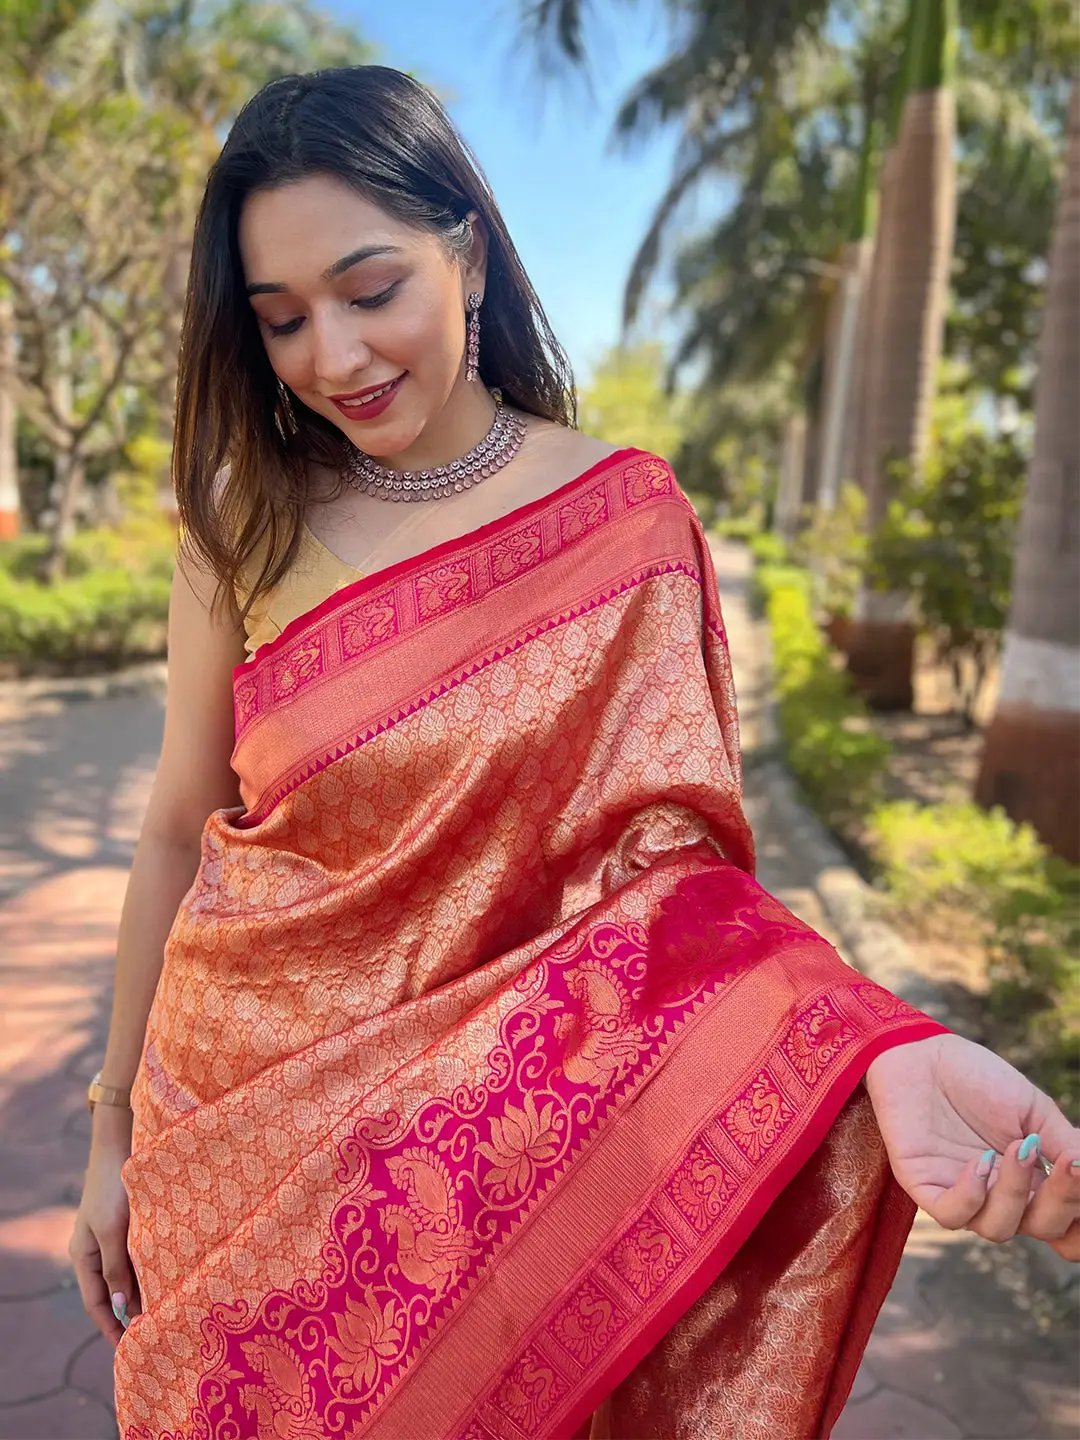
245, 244, 405, 296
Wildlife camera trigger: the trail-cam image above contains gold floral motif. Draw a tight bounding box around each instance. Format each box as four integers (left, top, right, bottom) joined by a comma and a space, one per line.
339, 596, 398, 658
490, 523, 542, 582
607, 1212, 686, 1299
552, 1278, 624, 1363
855, 982, 917, 1022
558, 486, 608, 543
272, 636, 323, 700
665, 1139, 735, 1233
415, 563, 471, 619
785, 999, 855, 1086
476, 1089, 562, 1202
328, 1290, 404, 1391
622, 457, 672, 503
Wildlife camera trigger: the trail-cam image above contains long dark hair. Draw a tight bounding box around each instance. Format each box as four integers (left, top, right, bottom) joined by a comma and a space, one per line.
173, 65, 577, 622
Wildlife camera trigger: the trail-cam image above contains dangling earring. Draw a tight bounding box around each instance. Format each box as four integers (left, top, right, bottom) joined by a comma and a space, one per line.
466, 292, 482, 382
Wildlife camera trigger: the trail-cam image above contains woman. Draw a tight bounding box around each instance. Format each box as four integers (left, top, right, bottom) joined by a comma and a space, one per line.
70, 65, 1078, 1440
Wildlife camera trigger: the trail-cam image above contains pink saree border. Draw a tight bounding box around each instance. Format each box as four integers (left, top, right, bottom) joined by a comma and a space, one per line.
471, 1023, 940, 1440
231, 443, 641, 687
229, 448, 678, 740
233, 555, 706, 828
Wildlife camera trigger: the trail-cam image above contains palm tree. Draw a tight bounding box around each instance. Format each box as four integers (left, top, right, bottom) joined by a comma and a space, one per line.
843, 0, 958, 710
816, 100, 880, 512
975, 81, 1080, 863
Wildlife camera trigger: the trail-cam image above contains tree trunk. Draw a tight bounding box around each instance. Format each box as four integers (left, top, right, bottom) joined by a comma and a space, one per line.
817, 236, 873, 512
0, 288, 19, 539
775, 413, 808, 543
43, 321, 77, 583
846, 0, 958, 711
975, 83, 1080, 863
44, 449, 87, 584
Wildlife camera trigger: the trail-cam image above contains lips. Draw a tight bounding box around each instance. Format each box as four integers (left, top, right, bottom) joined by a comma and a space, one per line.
330, 373, 405, 402
329, 373, 406, 422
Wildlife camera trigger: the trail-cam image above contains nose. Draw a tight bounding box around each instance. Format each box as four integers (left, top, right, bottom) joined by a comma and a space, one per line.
310, 309, 374, 390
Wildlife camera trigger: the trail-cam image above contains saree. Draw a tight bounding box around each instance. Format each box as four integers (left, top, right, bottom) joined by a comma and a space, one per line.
115, 447, 949, 1439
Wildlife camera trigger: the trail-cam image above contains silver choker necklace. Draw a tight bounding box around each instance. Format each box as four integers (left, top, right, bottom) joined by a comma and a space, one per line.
342, 389, 527, 502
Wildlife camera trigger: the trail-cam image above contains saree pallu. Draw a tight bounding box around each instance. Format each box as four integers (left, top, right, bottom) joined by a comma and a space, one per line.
116, 447, 949, 1439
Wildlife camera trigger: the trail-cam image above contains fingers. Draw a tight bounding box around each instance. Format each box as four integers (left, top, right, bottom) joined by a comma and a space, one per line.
69, 1216, 124, 1348
923, 1147, 1007, 1231
1017, 1147, 1080, 1251
99, 1225, 141, 1332
961, 1135, 1048, 1244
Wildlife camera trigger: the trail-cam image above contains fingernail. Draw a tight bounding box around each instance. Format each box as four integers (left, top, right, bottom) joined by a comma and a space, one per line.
976, 1148, 996, 1177
111, 1291, 130, 1328
1071, 1159, 1080, 1169
1018, 1133, 1040, 1163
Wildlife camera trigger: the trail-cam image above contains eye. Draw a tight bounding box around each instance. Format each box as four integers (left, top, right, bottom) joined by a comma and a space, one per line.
351, 281, 400, 310
265, 282, 401, 339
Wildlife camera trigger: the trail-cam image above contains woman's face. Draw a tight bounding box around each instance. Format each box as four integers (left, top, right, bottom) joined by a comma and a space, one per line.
239, 173, 486, 457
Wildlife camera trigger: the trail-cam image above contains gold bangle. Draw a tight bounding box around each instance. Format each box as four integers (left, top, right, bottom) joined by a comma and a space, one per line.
87, 1070, 132, 1113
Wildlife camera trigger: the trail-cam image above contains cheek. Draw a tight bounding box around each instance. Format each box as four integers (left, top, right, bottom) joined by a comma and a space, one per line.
391, 291, 464, 372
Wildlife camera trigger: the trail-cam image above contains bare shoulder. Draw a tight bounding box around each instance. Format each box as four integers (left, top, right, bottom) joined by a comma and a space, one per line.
518, 415, 623, 475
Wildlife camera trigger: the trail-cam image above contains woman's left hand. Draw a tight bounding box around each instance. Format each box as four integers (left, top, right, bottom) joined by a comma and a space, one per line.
864, 1032, 1080, 1260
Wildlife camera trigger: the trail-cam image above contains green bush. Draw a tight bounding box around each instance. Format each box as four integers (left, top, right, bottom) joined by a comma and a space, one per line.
748, 532, 788, 567
0, 567, 171, 672
766, 575, 891, 826
710, 515, 760, 542
868, 800, 1080, 1112
755, 542, 1077, 1112
0, 516, 176, 673
870, 427, 1024, 721
748, 560, 810, 617
791, 482, 867, 620
868, 800, 1049, 914
0, 533, 51, 580
985, 857, 1080, 1115
0, 519, 175, 583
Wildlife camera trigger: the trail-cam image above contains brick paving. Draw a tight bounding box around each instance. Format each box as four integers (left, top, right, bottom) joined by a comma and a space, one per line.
0, 542, 1075, 1439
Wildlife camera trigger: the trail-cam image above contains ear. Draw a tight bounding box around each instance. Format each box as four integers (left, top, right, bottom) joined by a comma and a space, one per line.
462, 209, 489, 298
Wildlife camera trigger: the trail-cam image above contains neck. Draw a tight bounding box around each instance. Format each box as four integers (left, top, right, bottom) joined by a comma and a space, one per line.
377, 380, 497, 473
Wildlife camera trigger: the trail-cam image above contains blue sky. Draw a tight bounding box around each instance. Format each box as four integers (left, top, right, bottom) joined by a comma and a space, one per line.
332, 0, 688, 386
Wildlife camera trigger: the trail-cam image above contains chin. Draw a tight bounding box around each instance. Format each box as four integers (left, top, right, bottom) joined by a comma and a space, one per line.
355, 422, 427, 458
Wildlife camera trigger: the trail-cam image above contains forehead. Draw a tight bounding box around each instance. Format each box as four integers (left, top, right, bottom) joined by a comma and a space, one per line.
238, 174, 431, 288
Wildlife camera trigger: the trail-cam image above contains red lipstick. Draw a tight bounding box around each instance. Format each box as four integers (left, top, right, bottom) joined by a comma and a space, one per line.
329, 373, 406, 422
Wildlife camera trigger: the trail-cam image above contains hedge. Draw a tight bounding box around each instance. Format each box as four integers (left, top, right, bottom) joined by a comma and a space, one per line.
753, 549, 1079, 1113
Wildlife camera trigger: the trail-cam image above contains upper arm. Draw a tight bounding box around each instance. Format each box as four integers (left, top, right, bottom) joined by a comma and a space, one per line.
142, 540, 249, 847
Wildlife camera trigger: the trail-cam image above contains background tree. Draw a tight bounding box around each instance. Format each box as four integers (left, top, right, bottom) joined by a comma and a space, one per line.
975, 82, 1080, 863
578, 341, 689, 458
0, 0, 370, 567
843, 0, 958, 710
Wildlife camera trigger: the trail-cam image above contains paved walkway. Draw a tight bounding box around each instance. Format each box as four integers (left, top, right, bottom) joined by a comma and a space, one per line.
0, 540, 1075, 1439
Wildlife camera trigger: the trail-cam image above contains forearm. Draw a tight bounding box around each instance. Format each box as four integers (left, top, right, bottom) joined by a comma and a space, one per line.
97, 826, 202, 1094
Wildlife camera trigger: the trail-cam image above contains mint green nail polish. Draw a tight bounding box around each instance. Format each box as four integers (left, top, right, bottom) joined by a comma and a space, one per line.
976, 1148, 996, 1177
1018, 1133, 1040, 1162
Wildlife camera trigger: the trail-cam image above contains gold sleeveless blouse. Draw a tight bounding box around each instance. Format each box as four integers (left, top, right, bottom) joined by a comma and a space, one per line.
234, 525, 365, 660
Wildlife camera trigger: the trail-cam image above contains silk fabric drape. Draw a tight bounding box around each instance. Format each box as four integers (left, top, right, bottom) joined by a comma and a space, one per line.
115, 449, 947, 1438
